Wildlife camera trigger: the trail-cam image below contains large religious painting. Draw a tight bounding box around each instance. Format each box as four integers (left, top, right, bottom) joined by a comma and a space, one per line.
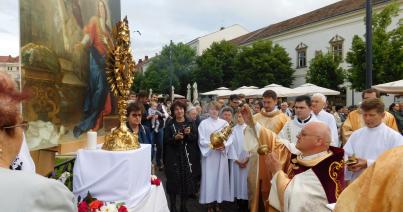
20, 0, 121, 149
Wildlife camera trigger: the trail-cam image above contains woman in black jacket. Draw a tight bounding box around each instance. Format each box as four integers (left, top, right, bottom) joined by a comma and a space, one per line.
164, 100, 200, 212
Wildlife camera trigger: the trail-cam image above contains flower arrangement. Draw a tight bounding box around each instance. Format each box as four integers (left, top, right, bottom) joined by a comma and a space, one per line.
151, 175, 161, 186
78, 192, 128, 212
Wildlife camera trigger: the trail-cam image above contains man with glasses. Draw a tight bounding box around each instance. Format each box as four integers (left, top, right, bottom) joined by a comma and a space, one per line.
341, 88, 399, 144
278, 95, 319, 144
241, 104, 345, 212
244, 90, 289, 212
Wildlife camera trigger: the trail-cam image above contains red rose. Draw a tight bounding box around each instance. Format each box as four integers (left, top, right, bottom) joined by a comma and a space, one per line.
151, 178, 161, 186
89, 200, 104, 210
78, 201, 88, 212
118, 205, 128, 212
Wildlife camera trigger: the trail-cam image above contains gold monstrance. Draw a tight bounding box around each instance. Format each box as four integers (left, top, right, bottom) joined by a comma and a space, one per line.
102, 17, 140, 151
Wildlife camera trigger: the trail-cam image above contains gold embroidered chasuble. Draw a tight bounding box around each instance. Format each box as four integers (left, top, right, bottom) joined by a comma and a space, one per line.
335, 146, 403, 212
246, 109, 289, 212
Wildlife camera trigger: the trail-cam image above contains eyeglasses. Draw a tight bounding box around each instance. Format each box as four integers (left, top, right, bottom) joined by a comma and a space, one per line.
297, 131, 320, 138
131, 113, 142, 117
2, 122, 29, 131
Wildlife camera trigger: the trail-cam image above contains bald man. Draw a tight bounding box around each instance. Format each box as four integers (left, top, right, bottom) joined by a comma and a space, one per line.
241, 105, 345, 212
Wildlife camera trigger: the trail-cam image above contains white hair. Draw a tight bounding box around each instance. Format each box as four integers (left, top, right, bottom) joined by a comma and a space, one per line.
312, 93, 327, 103
187, 106, 196, 113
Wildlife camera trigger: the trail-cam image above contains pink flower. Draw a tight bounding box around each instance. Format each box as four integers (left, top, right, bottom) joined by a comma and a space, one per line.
118, 205, 128, 212
78, 201, 88, 212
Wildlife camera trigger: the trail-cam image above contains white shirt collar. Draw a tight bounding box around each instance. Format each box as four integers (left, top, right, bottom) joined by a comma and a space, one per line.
299, 150, 329, 161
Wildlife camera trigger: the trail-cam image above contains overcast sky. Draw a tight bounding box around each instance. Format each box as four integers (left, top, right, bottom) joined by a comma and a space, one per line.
0, 0, 339, 59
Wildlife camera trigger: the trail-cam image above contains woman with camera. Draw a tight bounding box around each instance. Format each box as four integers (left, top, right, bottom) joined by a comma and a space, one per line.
164, 100, 200, 212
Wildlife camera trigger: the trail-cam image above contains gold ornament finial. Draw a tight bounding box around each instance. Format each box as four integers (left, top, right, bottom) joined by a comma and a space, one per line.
209, 122, 234, 150
102, 16, 140, 151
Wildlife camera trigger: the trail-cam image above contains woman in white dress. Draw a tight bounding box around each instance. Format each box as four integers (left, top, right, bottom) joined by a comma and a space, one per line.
198, 101, 234, 212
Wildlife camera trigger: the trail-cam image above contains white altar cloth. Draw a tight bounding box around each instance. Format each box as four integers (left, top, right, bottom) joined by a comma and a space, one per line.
73, 144, 152, 209
130, 184, 169, 212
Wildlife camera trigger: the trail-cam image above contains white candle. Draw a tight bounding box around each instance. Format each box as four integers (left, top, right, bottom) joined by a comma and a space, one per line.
87, 130, 97, 150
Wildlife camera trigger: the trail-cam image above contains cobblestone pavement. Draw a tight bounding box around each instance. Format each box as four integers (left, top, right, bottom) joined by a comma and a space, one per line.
155, 169, 239, 212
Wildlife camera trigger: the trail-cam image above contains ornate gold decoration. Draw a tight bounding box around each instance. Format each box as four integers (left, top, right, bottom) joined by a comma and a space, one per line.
102, 17, 140, 151
329, 160, 344, 199
257, 144, 269, 155
346, 154, 358, 165
210, 122, 234, 149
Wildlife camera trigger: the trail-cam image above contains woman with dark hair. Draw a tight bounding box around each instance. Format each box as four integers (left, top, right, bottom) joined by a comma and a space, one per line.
126, 102, 151, 145
389, 103, 403, 134
164, 100, 200, 212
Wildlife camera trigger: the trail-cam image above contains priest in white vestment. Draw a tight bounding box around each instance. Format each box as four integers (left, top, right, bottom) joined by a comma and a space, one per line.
241, 105, 345, 212
344, 98, 403, 182
198, 101, 234, 211
311, 93, 339, 147
228, 112, 249, 211
278, 95, 318, 144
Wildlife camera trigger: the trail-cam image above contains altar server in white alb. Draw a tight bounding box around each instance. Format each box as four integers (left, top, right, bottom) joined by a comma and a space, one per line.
344, 98, 403, 183
198, 101, 234, 212
228, 112, 249, 211
311, 93, 339, 147
278, 95, 318, 144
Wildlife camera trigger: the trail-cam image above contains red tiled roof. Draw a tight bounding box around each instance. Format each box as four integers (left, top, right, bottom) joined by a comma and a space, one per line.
0, 55, 19, 63
231, 0, 389, 45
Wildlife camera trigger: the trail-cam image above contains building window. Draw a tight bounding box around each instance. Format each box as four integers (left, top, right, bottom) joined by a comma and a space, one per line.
329, 35, 344, 60
296, 42, 307, 68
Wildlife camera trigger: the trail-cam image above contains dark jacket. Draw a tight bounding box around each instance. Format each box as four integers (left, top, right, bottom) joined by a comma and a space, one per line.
126, 122, 151, 144
163, 118, 200, 194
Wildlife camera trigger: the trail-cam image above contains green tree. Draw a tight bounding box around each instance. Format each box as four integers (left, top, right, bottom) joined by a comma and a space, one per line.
136, 42, 197, 94
306, 52, 345, 90
346, 3, 403, 91
232, 40, 294, 88
192, 41, 239, 92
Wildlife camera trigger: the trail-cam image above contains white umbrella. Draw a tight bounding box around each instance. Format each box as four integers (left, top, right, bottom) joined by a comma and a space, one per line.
250, 84, 300, 97
201, 87, 232, 96
220, 86, 258, 97
186, 84, 191, 101
173, 94, 185, 99
292, 83, 340, 95
372, 80, 403, 94
192, 82, 199, 103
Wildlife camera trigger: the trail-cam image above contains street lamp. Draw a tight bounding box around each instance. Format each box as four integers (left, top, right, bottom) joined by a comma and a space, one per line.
365, 0, 373, 89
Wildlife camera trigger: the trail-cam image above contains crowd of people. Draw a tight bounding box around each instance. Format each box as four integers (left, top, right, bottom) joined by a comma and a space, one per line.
127, 88, 402, 212
1, 68, 402, 211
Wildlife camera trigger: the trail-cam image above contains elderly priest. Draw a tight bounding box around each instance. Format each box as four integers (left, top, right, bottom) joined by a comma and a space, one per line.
241, 105, 345, 212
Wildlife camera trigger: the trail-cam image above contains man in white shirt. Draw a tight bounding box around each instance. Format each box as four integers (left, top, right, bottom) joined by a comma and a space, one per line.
278, 95, 318, 144
344, 98, 403, 183
311, 93, 339, 147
